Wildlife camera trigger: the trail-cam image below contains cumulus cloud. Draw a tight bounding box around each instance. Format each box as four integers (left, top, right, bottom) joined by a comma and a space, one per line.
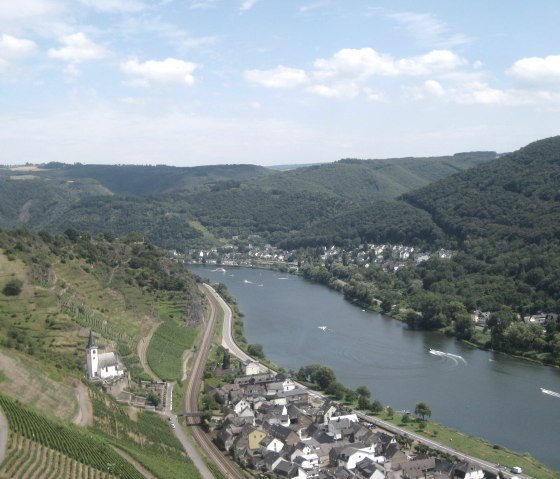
312, 48, 464, 80
306, 83, 359, 98
48, 32, 107, 63
313, 48, 397, 80
507, 55, 560, 87
407, 80, 545, 106
0, 0, 62, 22
121, 57, 198, 87
0, 34, 37, 59
244, 65, 308, 88
79, 0, 146, 12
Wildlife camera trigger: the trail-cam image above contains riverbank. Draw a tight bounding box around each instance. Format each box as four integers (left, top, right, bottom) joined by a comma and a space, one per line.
200, 269, 559, 479
190, 260, 560, 370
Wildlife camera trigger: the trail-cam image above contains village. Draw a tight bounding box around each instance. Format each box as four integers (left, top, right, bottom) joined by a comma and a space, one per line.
205, 359, 498, 479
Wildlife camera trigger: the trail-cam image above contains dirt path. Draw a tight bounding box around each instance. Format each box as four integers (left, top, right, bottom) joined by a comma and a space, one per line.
0, 405, 7, 466
72, 382, 92, 427
111, 446, 158, 479
137, 321, 162, 381
181, 350, 192, 382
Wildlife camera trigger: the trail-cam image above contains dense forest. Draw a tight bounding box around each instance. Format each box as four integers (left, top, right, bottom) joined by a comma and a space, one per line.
2, 138, 560, 363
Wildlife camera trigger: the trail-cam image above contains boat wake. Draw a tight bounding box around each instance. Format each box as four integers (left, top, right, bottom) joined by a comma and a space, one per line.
278, 277, 288, 280
244, 279, 264, 287
429, 348, 467, 365
541, 388, 560, 399
211, 268, 226, 273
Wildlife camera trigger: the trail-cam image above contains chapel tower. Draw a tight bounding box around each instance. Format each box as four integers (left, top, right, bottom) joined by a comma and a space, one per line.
86, 330, 98, 378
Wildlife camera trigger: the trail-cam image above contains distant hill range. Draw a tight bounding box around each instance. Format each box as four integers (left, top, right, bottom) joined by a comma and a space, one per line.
0, 151, 496, 250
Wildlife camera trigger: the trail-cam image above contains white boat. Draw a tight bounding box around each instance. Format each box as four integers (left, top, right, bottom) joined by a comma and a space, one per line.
318, 326, 327, 331
541, 388, 560, 399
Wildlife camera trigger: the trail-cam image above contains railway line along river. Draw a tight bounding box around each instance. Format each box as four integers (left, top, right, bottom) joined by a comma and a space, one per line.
189, 265, 560, 472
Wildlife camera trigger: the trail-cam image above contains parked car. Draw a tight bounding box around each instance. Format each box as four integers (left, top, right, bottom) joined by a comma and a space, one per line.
511, 467, 522, 474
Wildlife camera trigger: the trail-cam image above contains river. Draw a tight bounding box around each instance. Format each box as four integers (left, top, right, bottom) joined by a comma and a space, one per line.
189, 265, 560, 471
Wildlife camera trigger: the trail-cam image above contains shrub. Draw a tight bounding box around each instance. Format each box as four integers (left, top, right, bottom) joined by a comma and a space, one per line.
3, 279, 23, 296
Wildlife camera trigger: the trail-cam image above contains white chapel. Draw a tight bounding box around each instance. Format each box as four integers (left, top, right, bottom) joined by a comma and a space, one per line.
86, 330, 125, 380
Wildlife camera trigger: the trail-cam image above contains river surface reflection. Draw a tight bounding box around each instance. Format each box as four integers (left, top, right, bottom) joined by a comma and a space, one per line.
190, 265, 560, 471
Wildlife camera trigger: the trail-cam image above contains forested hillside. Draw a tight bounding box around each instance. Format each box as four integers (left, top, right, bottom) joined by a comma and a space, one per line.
0, 152, 494, 250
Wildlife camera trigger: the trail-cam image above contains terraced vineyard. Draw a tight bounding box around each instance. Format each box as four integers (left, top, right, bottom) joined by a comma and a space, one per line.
0, 434, 117, 479
0, 394, 143, 479
58, 292, 137, 351
146, 319, 198, 381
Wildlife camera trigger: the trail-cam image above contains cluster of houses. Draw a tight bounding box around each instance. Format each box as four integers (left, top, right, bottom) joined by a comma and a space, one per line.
208, 362, 490, 479
169, 235, 453, 276
472, 310, 559, 328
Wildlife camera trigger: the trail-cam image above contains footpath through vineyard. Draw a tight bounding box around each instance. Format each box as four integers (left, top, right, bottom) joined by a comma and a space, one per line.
0, 406, 7, 465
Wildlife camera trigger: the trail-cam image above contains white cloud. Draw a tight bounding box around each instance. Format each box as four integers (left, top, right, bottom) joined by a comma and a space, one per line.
396, 50, 465, 75
388, 11, 469, 48
307, 83, 359, 98
48, 32, 107, 63
0, 34, 37, 59
313, 48, 397, 80
407, 80, 560, 106
0, 0, 62, 22
121, 57, 198, 87
312, 48, 464, 81
244, 65, 308, 88
240, 0, 259, 11
79, 0, 146, 12
507, 55, 560, 87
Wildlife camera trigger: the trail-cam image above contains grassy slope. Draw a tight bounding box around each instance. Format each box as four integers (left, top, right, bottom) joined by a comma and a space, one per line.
0, 230, 203, 478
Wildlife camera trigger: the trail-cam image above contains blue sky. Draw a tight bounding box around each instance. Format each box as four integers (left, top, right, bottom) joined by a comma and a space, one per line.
1, 0, 560, 166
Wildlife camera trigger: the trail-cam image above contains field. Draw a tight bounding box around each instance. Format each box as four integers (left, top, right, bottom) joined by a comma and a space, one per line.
146, 321, 198, 381
0, 349, 77, 422
0, 434, 117, 479
88, 386, 201, 479
146, 296, 199, 381
0, 393, 143, 479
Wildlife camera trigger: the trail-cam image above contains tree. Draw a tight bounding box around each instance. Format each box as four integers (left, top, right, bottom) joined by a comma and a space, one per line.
386, 406, 395, 418
414, 402, 432, 421
356, 385, 371, 399
344, 389, 358, 404
357, 396, 370, 410
222, 350, 231, 369
3, 279, 23, 296
247, 343, 265, 358
147, 392, 160, 407
370, 400, 383, 414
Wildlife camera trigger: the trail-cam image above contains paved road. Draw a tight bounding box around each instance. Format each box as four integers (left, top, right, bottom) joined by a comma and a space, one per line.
0, 405, 7, 466
201, 283, 252, 363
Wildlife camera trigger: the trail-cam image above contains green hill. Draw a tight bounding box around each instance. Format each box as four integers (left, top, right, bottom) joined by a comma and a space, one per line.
0, 229, 203, 478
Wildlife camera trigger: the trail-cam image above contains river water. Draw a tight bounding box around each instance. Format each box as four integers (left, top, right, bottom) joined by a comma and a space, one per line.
189, 265, 560, 471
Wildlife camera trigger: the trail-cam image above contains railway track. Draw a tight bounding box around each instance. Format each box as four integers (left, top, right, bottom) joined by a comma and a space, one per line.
183, 285, 246, 479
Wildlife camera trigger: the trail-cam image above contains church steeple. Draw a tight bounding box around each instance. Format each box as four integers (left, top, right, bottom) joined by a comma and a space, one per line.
87, 329, 97, 349
86, 329, 98, 378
